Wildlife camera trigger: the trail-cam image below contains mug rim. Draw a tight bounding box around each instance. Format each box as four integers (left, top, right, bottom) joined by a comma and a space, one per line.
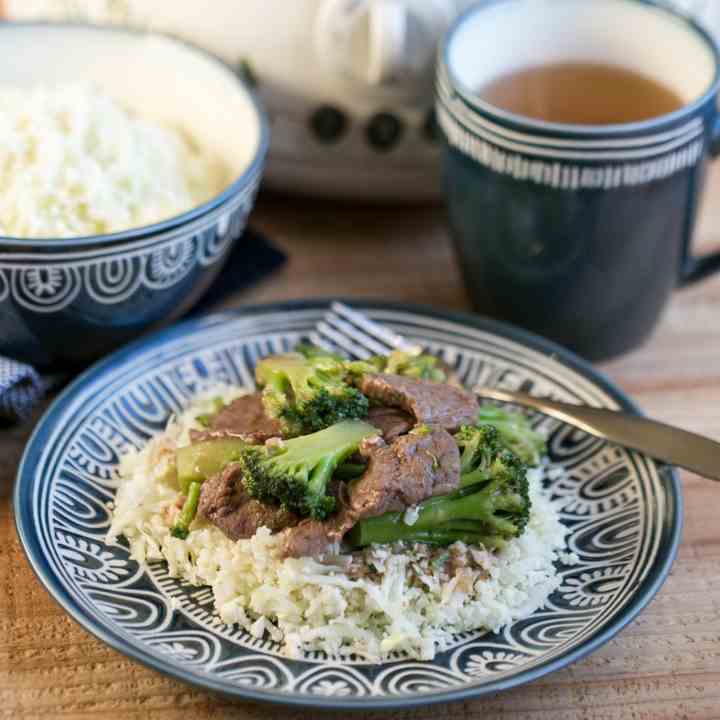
0, 21, 270, 250
441, 0, 720, 136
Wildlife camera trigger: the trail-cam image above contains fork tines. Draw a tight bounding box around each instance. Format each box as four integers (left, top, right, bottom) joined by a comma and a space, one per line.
309, 302, 414, 360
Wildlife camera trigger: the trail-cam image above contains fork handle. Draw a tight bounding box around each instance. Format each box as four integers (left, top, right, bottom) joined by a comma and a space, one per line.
477, 388, 720, 481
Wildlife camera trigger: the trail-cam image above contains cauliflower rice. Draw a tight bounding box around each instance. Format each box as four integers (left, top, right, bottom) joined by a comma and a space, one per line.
107, 389, 569, 661
0, 83, 227, 238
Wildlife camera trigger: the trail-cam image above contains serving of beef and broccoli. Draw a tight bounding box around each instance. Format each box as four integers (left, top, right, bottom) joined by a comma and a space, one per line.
109, 345, 569, 661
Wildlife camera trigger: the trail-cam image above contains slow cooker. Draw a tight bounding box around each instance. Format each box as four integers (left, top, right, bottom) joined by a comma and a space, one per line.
3, 0, 718, 200
4, 0, 478, 199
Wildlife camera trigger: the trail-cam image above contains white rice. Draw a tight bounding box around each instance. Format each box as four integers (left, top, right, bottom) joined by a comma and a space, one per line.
0, 83, 227, 238
107, 387, 569, 662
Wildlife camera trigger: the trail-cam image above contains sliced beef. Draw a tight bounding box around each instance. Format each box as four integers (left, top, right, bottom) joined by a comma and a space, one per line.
366, 405, 414, 442
359, 373, 478, 432
278, 478, 356, 558
279, 428, 460, 558
350, 428, 460, 517
198, 463, 299, 540
206, 393, 283, 443
280, 514, 354, 559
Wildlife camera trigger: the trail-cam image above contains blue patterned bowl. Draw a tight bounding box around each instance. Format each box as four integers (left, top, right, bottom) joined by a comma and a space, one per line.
14, 301, 682, 710
0, 23, 269, 370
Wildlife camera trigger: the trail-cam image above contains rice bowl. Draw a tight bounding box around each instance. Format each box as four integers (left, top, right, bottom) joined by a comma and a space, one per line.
0, 23, 269, 368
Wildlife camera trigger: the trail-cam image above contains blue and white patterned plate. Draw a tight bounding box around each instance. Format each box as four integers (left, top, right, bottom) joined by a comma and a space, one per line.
14, 301, 681, 710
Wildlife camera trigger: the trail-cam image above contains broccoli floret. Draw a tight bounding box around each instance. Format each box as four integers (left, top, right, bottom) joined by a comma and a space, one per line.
346, 347, 447, 383
476, 405, 546, 466
346, 423, 531, 550
455, 424, 530, 502
239, 420, 378, 519
294, 342, 345, 362
384, 348, 447, 382
455, 423, 502, 476
256, 351, 369, 436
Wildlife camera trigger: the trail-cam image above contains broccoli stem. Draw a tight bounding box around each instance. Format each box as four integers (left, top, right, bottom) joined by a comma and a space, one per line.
345, 479, 525, 550
170, 481, 202, 539
176, 438, 246, 493
348, 525, 509, 550
459, 467, 492, 487
334, 462, 367, 480
308, 454, 337, 501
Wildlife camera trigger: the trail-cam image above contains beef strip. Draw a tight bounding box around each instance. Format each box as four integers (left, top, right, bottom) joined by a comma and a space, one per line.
280, 514, 352, 559
205, 392, 283, 443
270, 477, 354, 558
359, 374, 478, 432
366, 405, 414, 442
279, 428, 460, 558
350, 428, 460, 516
198, 463, 299, 540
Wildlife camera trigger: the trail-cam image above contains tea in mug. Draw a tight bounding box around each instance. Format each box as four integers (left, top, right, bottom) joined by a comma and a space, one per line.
478, 62, 685, 124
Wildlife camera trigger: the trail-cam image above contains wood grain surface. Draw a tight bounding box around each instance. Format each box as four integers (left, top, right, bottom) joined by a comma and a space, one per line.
4, 165, 720, 719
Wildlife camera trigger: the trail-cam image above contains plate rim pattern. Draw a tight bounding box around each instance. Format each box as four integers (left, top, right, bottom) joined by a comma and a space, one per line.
14, 299, 683, 710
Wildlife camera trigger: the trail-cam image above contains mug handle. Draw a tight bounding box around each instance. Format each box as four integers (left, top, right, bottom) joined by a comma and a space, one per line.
681, 116, 720, 284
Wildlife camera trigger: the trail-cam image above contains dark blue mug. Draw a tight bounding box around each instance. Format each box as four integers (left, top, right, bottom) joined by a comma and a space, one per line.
437, 0, 720, 360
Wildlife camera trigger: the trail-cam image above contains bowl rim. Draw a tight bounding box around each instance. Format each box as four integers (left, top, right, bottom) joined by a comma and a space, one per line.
0, 20, 270, 249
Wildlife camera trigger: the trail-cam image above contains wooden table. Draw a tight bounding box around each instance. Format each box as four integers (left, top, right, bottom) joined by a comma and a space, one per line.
4, 165, 720, 720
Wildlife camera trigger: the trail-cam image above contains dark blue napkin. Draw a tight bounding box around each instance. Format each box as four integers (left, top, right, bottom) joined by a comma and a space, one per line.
0, 227, 286, 425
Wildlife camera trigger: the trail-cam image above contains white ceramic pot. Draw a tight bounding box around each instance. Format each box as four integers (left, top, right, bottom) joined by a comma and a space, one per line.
5, 0, 474, 200
6, 0, 718, 200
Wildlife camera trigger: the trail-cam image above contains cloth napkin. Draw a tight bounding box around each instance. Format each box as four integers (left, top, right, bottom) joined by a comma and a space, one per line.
0, 227, 286, 425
